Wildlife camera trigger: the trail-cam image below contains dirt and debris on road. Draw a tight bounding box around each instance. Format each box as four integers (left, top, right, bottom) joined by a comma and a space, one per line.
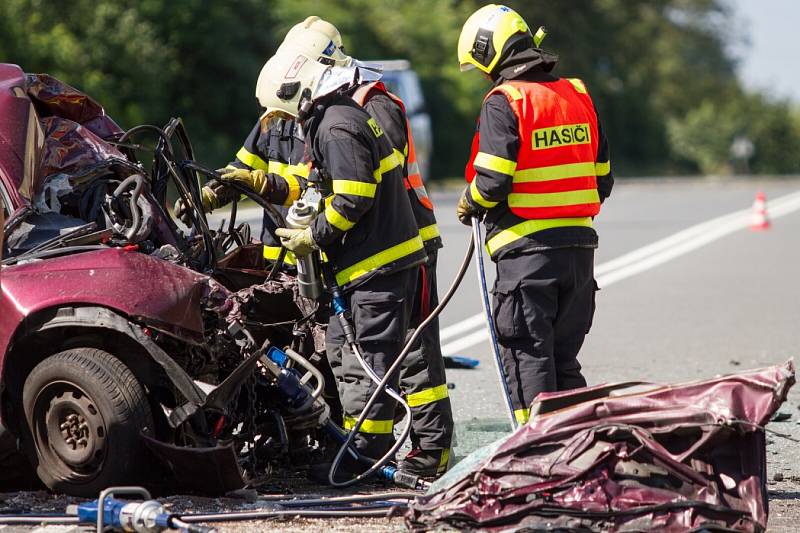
4, 365, 800, 532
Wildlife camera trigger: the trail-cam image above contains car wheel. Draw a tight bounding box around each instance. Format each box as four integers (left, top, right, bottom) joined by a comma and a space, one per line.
22, 348, 154, 496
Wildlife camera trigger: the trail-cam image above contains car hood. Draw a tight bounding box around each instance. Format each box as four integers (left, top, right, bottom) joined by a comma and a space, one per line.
0, 247, 222, 337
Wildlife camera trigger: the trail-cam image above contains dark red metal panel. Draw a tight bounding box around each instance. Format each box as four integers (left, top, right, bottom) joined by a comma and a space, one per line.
0, 64, 32, 202
0, 248, 220, 360
408, 362, 795, 532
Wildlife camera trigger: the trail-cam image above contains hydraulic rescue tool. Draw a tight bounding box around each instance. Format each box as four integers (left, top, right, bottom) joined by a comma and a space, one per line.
263, 345, 429, 490
472, 217, 518, 431
69, 487, 216, 533
285, 168, 325, 299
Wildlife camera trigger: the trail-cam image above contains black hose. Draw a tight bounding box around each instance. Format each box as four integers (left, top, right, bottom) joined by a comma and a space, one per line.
0, 492, 416, 526
276, 491, 418, 507
180, 507, 403, 523
118, 124, 172, 146
111, 174, 145, 241
182, 161, 289, 229
266, 247, 288, 280
329, 231, 476, 487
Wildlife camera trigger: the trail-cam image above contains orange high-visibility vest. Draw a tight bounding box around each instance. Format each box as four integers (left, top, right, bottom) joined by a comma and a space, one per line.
352, 81, 434, 211
466, 78, 601, 219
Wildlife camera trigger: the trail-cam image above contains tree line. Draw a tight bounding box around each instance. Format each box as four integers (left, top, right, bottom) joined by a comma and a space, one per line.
2, 0, 798, 178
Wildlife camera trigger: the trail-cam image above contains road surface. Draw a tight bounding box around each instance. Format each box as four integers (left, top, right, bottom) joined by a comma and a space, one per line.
205, 176, 800, 531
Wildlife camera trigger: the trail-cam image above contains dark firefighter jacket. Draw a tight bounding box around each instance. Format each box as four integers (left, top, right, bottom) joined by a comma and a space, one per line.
466, 49, 614, 261
352, 86, 442, 254
226, 119, 309, 263
266, 95, 426, 290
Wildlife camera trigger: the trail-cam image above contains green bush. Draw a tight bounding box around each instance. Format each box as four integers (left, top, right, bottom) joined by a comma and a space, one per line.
1, 0, 797, 177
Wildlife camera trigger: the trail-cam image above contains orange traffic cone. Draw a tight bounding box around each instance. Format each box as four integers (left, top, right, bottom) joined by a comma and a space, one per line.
750, 191, 771, 231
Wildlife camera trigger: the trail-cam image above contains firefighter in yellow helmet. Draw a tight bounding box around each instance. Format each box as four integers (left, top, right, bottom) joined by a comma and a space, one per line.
457, 5, 613, 425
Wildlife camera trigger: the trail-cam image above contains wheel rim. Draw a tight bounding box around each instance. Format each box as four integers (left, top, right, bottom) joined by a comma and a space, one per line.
33, 381, 107, 483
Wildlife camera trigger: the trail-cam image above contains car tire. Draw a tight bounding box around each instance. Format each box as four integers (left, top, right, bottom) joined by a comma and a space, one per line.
21, 348, 154, 496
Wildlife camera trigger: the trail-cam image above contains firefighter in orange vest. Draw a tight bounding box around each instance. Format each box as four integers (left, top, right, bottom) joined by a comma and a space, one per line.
456, 5, 613, 425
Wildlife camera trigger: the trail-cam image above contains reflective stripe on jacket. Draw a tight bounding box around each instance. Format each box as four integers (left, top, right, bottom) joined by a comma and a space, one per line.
232, 120, 310, 263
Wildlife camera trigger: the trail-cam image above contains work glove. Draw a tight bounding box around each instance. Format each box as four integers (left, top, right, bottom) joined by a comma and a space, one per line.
173, 185, 223, 225
456, 186, 482, 226
219, 167, 271, 197
275, 227, 318, 256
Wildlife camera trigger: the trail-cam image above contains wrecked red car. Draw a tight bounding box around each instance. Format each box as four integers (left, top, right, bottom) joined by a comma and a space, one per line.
407, 361, 794, 532
0, 63, 335, 497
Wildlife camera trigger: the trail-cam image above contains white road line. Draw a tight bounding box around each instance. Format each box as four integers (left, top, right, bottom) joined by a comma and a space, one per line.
441, 189, 800, 356
438, 329, 491, 355
440, 314, 485, 341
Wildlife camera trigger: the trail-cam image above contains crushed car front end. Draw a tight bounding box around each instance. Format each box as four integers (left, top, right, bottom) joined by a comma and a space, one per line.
0, 63, 334, 496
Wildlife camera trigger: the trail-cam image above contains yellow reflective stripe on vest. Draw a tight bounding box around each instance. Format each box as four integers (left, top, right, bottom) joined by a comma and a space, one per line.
514, 408, 530, 424
333, 180, 377, 198
514, 161, 597, 183
508, 189, 600, 209
406, 384, 449, 407
567, 78, 587, 94
236, 147, 268, 171
595, 160, 611, 177
495, 84, 523, 101
486, 217, 593, 256
343, 416, 394, 434
373, 152, 402, 182
394, 148, 406, 165
419, 224, 440, 243
263, 246, 297, 265
325, 205, 355, 232
335, 235, 424, 286
474, 152, 517, 176
470, 179, 499, 208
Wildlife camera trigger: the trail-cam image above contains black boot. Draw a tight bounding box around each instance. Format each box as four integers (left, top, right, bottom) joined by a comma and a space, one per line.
398, 448, 450, 479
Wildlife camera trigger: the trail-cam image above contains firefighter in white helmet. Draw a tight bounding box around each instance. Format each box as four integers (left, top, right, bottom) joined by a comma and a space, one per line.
279, 17, 453, 479
178, 16, 453, 480
247, 47, 427, 478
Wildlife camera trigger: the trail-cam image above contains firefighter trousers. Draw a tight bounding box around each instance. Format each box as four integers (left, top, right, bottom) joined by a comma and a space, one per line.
326, 267, 417, 459
492, 248, 596, 425
400, 252, 454, 465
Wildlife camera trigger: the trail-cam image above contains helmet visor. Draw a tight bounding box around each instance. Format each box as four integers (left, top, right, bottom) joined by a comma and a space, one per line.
313, 65, 358, 100
353, 59, 383, 84
459, 62, 477, 72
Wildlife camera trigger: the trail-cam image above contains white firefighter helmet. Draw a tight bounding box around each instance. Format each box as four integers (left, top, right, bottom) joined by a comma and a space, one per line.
279, 15, 352, 67
256, 49, 377, 124
255, 50, 331, 121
